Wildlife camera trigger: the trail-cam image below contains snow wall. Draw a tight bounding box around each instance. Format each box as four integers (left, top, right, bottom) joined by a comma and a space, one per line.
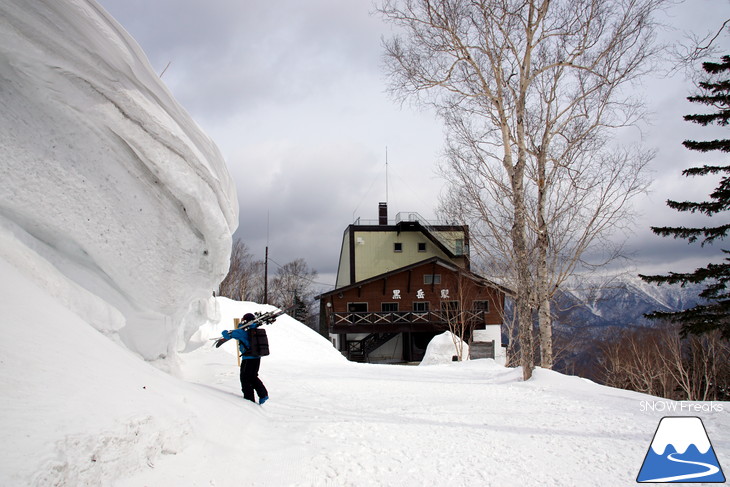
0, 0, 238, 362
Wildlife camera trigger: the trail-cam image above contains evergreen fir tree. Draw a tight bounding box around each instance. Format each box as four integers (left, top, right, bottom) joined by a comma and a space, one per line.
293, 293, 308, 323
640, 55, 730, 338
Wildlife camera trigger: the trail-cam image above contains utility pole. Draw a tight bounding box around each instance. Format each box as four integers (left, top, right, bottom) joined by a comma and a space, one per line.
264, 211, 270, 305
264, 246, 268, 305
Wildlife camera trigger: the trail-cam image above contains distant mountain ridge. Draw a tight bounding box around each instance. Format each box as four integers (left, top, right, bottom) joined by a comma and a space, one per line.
555, 274, 704, 333
548, 275, 705, 376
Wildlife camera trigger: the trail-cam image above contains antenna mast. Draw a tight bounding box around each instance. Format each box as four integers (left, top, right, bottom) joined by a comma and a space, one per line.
385, 146, 389, 205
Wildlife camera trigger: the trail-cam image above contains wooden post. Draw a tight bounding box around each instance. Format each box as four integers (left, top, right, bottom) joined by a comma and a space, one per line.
234, 318, 241, 367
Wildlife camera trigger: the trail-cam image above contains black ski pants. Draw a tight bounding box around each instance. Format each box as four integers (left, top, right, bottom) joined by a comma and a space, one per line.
240, 358, 267, 402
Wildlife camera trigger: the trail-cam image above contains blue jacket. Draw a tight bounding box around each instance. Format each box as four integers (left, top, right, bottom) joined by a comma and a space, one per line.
222, 322, 261, 359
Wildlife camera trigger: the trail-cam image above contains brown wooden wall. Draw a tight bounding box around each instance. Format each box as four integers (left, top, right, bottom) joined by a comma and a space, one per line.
323, 262, 504, 325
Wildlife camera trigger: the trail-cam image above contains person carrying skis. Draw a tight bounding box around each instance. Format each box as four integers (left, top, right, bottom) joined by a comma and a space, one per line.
221, 313, 269, 405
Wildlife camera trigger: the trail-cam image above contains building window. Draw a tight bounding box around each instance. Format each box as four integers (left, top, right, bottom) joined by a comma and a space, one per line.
474, 300, 490, 312
418, 242, 427, 252
424, 274, 441, 285
348, 302, 368, 312
440, 300, 460, 320
394, 242, 403, 252
382, 302, 399, 312
455, 239, 464, 255
441, 300, 460, 312
413, 301, 430, 312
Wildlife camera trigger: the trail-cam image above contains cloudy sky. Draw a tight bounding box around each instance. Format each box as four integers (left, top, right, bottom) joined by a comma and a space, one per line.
96, 0, 730, 289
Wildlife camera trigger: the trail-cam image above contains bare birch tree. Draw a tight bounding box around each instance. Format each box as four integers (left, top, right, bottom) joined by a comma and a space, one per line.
598, 325, 730, 401
378, 0, 663, 379
270, 258, 319, 324
441, 270, 481, 360
218, 239, 258, 301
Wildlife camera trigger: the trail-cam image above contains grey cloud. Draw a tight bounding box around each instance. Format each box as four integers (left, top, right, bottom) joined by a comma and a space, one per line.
95, 0, 730, 288
101, 0, 385, 126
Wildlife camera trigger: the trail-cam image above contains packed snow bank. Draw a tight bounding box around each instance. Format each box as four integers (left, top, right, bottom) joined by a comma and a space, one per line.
0, 274, 339, 485
189, 297, 347, 366
0, 0, 238, 360
419, 330, 469, 365
0, 262, 274, 485
0, 253, 183, 485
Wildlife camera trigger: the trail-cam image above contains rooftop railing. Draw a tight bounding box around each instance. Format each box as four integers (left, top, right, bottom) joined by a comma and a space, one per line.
352, 211, 467, 256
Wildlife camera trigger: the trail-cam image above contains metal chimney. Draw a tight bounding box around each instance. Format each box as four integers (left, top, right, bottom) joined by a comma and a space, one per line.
378, 202, 388, 225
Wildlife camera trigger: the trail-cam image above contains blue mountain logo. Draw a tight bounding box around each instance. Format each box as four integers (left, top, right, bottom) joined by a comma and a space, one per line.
637, 416, 725, 483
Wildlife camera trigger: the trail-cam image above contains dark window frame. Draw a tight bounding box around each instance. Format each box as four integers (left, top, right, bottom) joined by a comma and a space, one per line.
474, 300, 490, 312
424, 274, 441, 285
347, 302, 368, 312
413, 301, 430, 312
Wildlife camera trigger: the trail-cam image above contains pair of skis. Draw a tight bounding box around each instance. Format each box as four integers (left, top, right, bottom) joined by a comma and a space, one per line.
214, 304, 296, 349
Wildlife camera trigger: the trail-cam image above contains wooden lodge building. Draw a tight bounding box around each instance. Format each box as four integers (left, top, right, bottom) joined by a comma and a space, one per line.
317, 203, 506, 363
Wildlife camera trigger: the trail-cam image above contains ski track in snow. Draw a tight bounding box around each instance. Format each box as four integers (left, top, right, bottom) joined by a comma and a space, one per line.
146, 330, 665, 487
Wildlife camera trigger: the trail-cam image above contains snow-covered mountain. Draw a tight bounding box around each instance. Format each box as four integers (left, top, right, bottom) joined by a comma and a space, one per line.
0, 0, 237, 362
549, 275, 705, 376
555, 274, 703, 333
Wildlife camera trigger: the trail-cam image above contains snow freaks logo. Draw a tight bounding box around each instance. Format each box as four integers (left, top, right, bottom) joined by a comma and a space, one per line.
637, 417, 726, 483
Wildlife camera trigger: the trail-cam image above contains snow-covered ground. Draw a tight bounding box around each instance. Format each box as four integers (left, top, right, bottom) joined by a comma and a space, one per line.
3, 279, 728, 486
123, 302, 730, 487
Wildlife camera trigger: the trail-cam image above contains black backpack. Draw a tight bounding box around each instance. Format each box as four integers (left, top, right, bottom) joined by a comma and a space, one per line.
247, 328, 270, 357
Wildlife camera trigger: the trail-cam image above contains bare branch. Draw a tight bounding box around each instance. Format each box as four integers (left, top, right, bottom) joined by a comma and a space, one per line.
379, 0, 666, 376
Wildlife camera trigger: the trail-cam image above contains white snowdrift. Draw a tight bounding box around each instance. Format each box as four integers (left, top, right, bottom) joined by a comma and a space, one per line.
419, 330, 469, 366
0, 251, 339, 486
188, 297, 347, 366
0, 0, 238, 360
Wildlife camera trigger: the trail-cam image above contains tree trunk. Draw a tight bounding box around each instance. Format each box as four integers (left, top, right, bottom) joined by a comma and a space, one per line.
536, 150, 553, 368
512, 156, 534, 380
